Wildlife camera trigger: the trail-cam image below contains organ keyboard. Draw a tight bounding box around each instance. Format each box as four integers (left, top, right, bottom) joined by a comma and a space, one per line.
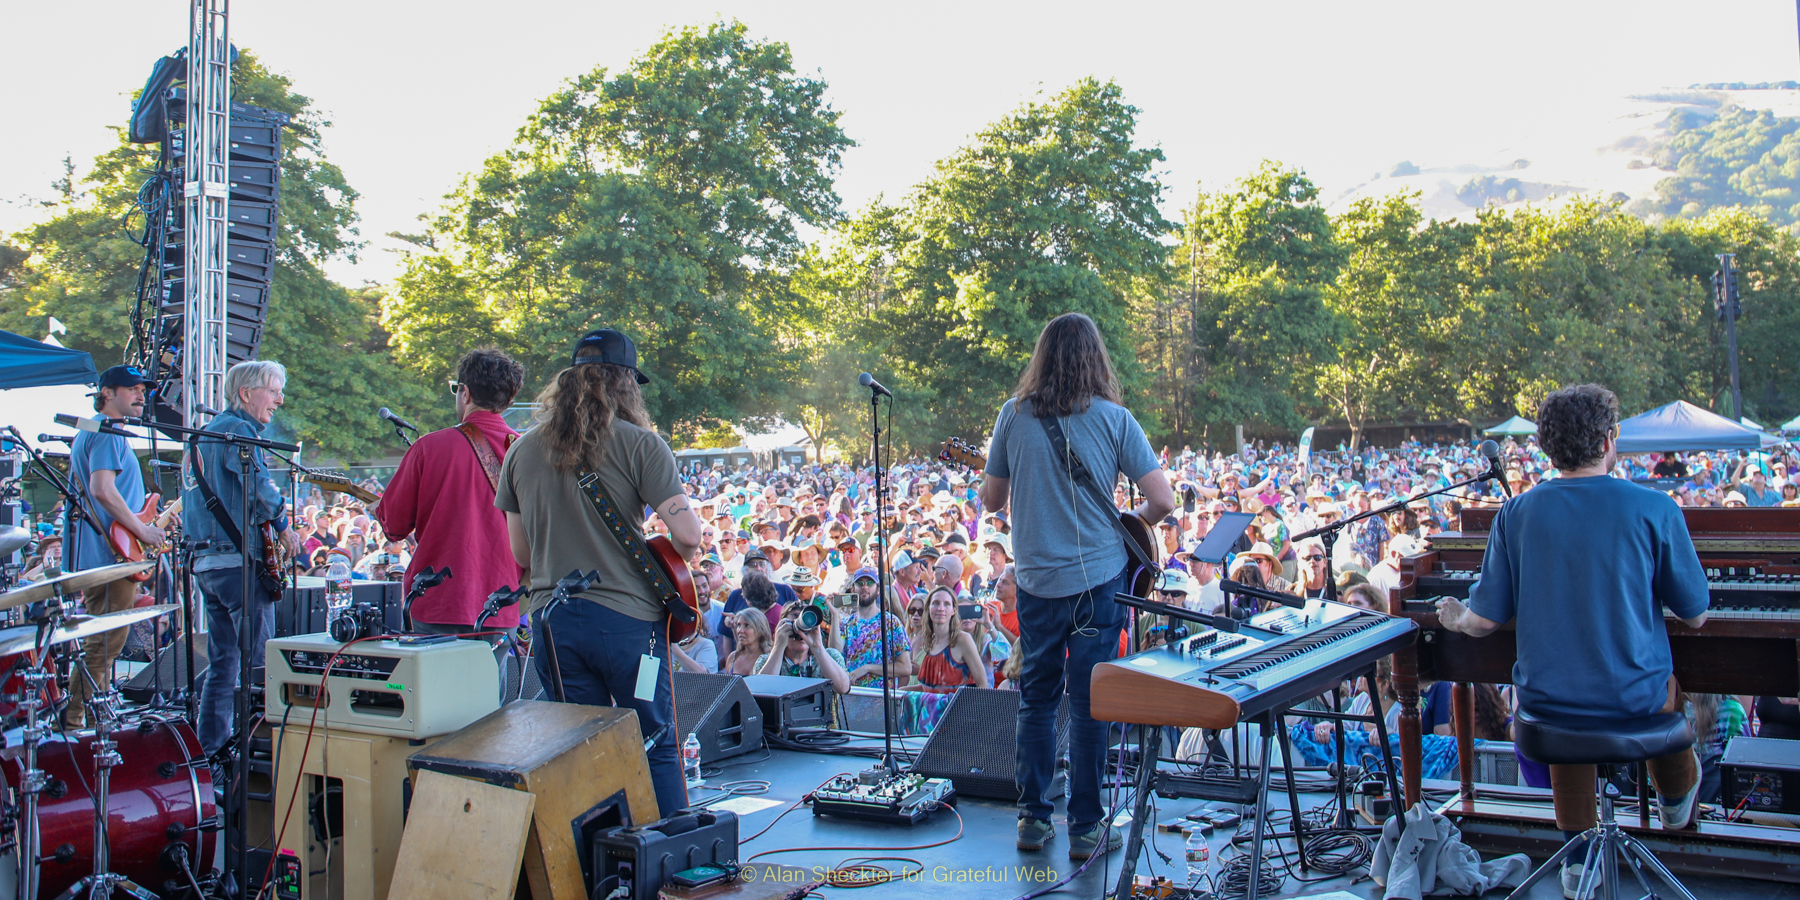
1389, 505, 1800, 810
1092, 602, 1417, 730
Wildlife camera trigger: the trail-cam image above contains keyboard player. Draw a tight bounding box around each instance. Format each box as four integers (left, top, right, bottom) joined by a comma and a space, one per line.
1433, 383, 1710, 843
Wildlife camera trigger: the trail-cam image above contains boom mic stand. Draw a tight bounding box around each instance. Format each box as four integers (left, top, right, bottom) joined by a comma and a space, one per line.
862, 378, 899, 776
1290, 464, 1505, 603
121, 413, 299, 899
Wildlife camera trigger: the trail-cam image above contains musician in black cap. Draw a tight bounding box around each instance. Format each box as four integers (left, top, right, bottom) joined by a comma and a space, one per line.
495, 328, 702, 816
64, 364, 164, 728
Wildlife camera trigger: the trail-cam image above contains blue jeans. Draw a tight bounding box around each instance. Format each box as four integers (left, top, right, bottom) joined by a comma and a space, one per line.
532, 600, 687, 818
196, 567, 276, 754
1015, 563, 1127, 835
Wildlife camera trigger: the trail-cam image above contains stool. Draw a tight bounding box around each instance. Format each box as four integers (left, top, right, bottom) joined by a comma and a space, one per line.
1506, 709, 1697, 900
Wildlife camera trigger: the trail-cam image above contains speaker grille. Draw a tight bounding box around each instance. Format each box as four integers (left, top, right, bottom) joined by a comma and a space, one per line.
912, 689, 1071, 800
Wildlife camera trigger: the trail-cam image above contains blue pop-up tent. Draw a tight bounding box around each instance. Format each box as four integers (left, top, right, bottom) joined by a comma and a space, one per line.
0, 329, 95, 389
1616, 400, 1777, 453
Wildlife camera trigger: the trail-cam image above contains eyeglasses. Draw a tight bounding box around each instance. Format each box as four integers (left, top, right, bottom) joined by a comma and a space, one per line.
1302, 555, 1325, 561
446, 379, 462, 398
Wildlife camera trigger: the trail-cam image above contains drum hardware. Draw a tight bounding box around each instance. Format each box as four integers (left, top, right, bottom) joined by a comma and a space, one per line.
50, 681, 158, 900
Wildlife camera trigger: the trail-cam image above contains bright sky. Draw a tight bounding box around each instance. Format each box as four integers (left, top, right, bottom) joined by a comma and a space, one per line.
4, 1, 1797, 287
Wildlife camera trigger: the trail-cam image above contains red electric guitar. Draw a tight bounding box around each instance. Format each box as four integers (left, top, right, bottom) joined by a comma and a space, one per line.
645, 534, 700, 642
107, 495, 182, 582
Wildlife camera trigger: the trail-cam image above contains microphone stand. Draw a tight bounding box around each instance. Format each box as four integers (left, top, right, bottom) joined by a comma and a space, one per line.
389, 419, 413, 449
120, 413, 298, 898
1290, 466, 1504, 603
863, 380, 899, 776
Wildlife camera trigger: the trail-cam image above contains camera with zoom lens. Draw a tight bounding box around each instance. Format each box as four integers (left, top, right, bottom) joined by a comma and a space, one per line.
329, 602, 385, 642
795, 597, 832, 632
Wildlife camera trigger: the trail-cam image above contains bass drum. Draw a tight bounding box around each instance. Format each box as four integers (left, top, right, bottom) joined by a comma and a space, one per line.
0, 715, 214, 898
0, 645, 65, 723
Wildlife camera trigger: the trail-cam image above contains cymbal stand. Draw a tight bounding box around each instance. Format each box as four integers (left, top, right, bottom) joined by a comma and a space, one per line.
53, 679, 155, 899
12, 596, 71, 900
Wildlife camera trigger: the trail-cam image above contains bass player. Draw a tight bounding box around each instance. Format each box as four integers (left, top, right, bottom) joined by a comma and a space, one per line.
182, 360, 300, 754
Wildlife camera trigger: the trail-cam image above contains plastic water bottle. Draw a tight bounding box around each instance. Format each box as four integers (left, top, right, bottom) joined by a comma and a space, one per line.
682, 733, 703, 788
325, 559, 353, 618
1185, 829, 1210, 886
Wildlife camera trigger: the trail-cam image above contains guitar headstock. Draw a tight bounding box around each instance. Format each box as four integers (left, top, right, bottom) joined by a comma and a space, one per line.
938, 437, 987, 470
304, 471, 381, 505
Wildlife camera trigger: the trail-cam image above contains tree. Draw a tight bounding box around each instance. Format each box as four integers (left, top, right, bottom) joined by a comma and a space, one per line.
0, 51, 427, 461
385, 20, 853, 438
1176, 163, 1344, 440
815, 78, 1171, 444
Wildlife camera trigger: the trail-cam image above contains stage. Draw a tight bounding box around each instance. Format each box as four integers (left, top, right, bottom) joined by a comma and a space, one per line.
704, 740, 1800, 900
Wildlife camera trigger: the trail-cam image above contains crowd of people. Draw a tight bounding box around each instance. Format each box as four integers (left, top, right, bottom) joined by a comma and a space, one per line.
11, 383, 1800, 801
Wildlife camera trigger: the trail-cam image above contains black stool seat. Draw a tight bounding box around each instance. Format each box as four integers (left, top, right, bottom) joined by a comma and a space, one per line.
1514, 708, 1693, 766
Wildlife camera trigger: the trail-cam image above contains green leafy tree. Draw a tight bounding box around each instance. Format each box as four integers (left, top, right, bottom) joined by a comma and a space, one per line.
0, 51, 427, 461
812, 78, 1170, 443
1639, 105, 1800, 228
385, 20, 852, 439
1176, 163, 1344, 439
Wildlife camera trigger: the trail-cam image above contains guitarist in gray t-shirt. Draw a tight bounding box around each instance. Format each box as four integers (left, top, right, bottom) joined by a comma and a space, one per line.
980, 313, 1173, 861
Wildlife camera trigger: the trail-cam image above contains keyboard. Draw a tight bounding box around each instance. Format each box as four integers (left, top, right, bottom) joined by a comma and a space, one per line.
1091, 603, 1417, 730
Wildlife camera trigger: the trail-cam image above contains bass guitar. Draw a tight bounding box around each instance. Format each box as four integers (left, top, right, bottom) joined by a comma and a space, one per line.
939, 436, 1161, 599
107, 495, 182, 582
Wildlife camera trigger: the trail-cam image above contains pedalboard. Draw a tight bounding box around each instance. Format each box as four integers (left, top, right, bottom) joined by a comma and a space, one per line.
809, 769, 956, 825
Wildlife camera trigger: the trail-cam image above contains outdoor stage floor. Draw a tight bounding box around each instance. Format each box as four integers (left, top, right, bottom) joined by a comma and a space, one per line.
705, 741, 1800, 900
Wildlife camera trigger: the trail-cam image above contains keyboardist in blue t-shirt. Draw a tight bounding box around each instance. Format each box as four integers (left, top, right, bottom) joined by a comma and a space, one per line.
1435, 383, 1710, 841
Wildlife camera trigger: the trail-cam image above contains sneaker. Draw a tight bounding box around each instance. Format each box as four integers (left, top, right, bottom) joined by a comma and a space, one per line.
1560, 862, 1587, 899
1068, 825, 1123, 860
1016, 817, 1054, 851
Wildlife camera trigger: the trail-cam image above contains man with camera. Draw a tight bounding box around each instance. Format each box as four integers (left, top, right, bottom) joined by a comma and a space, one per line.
756, 600, 851, 693
841, 567, 913, 688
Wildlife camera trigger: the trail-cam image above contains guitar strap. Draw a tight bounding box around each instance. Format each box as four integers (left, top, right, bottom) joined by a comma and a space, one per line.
1029, 401, 1158, 574
456, 422, 509, 494
573, 464, 696, 626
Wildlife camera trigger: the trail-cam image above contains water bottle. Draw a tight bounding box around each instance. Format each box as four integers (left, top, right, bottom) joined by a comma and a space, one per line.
1184, 828, 1210, 886
682, 733, 703, 788
325, 559, 353, 620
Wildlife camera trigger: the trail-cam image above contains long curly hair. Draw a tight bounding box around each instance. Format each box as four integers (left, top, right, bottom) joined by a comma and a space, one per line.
1013, 312, 1122, 418
532, 363, 650, 471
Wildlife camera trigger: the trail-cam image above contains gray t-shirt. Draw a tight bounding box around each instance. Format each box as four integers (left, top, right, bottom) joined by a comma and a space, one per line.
493, 421, 684, 621
986, 398, 1158, 597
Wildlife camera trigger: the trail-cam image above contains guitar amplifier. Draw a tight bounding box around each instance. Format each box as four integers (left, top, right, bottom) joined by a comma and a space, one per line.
265, 633, 499, 738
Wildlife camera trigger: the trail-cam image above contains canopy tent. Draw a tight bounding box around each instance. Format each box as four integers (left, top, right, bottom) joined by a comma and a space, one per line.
1616, 400, 1781, 453
0, 329, 94, 391
1483, 415, 1537, 436
1783, 414, 1800, 432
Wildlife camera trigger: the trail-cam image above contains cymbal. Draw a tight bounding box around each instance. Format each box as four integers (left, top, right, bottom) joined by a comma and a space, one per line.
0, 526, 29, 557
0, 605, 179, 657
0, 562, 155, 611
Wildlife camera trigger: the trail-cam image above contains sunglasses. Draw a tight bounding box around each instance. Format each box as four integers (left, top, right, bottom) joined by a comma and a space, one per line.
907, 608, 924, 616
1302, 555, 1325, 561
446, 379, 462, 398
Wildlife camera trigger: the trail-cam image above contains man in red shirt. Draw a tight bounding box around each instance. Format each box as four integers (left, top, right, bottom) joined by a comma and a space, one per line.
375, 349, 526, 679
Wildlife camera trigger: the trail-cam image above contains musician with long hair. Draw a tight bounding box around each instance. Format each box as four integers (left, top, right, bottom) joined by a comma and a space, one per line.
495, 329, 702, 817
980, 312, 1174, 860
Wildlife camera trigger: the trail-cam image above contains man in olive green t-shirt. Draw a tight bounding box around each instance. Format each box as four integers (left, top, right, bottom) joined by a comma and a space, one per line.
495, 329, 702, 818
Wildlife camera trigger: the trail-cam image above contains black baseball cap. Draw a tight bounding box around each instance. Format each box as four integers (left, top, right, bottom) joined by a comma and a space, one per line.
572, 329, 649, 384
93, 365, 153, 393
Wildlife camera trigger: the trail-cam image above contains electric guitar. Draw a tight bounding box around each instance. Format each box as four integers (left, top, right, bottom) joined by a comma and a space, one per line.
301, 471, 381, 505
939, 436, 1161, 598
646, 534, 701, 642
107, 495, 182, 581
259, 521, 288, 599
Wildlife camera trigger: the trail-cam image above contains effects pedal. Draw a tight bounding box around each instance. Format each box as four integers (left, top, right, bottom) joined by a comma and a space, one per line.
809, 768, 956, 825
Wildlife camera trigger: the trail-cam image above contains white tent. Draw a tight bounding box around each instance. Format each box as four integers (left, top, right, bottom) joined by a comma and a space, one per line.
1783, 414, 1800, 432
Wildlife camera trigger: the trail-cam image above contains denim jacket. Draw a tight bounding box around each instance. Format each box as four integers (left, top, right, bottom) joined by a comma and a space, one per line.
180, 407, 288, 569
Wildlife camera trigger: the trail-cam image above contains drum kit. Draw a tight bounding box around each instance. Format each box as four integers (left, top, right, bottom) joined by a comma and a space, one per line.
0, 562, 210, 900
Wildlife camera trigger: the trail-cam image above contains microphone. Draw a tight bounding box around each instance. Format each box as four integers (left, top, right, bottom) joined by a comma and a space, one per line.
36, 434, 73, 445
858, 372, 893, 398
53, 414, 133, 437
377, 407, 419, 432
1479, 439, 1511, 498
